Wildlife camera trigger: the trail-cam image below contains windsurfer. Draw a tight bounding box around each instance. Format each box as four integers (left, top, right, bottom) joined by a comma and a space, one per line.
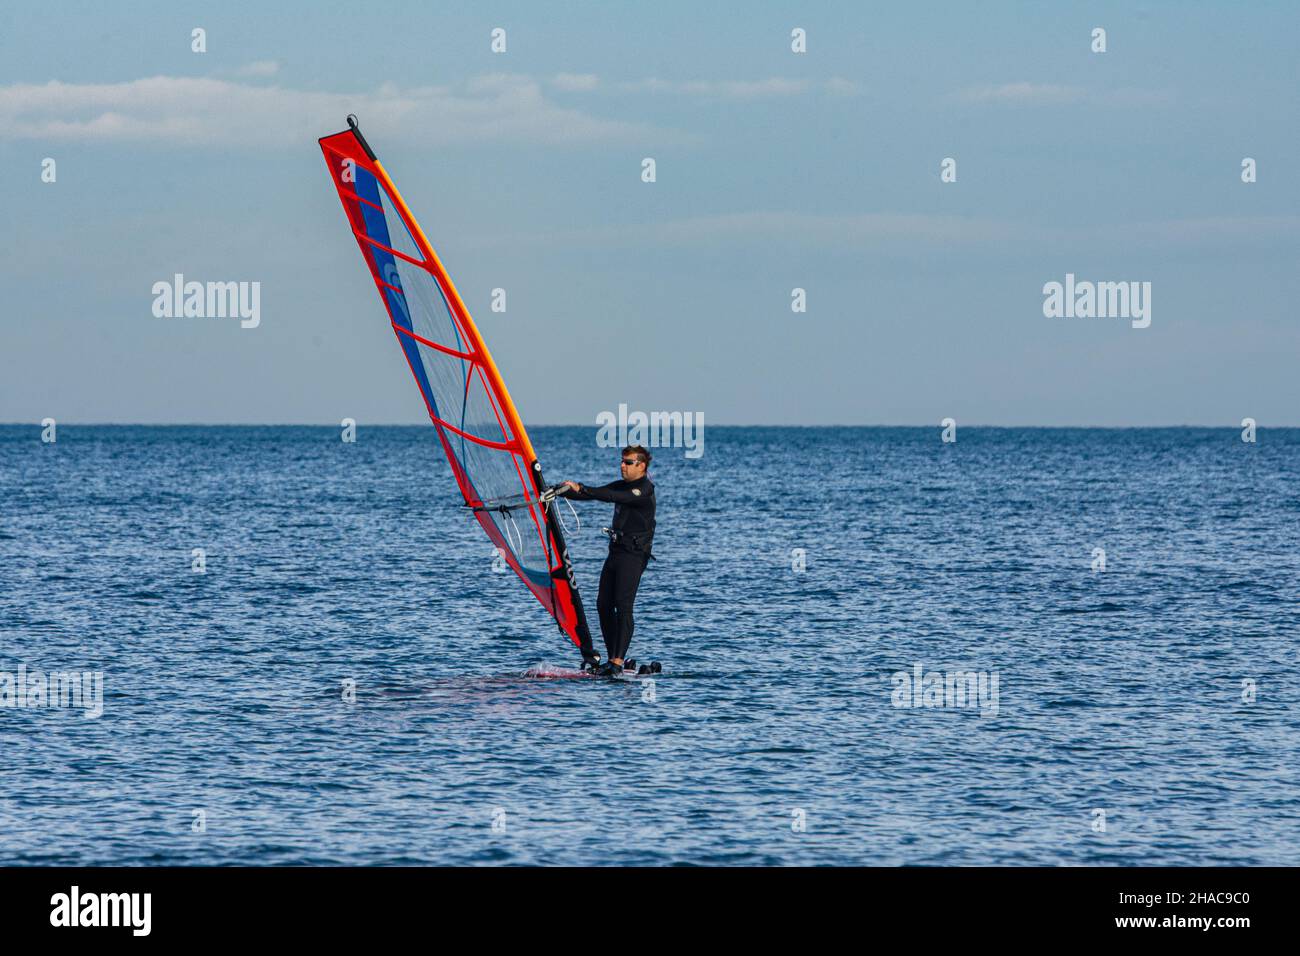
560, 446, 656, 675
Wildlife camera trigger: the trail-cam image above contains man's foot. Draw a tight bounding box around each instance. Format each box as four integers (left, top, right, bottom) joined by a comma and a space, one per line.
596, 660, 621, 676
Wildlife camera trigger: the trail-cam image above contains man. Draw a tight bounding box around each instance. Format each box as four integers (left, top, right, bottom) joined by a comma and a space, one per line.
560, 445, 656, 675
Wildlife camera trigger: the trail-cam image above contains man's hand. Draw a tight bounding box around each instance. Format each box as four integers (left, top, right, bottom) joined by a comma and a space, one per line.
562, 480, 581, 492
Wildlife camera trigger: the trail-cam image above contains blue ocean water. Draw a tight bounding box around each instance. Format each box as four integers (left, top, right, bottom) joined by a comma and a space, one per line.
1, 424, 1298, 866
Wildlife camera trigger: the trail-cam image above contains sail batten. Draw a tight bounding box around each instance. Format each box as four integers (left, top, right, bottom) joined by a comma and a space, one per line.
318, 119, 593, 654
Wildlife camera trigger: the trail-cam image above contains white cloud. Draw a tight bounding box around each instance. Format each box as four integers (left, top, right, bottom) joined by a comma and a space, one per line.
959, 82, 1086, 104
0, 74, 667, 147
550, 73, 599, 92
1119, 215, 1300, 243
233, 61, 281, 78
825, 78, 862, 97
619, 77, 851, 98
957, 82, 1171, 107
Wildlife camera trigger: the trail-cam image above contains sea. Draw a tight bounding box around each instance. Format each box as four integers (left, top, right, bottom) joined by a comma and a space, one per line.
2, 424, 1298, 865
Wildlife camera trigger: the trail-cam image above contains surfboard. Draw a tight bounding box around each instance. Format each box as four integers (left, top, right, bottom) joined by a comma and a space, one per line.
523, 663, 661, 680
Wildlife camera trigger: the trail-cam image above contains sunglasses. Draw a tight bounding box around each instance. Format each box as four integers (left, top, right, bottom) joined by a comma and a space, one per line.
621, 458, 644, 466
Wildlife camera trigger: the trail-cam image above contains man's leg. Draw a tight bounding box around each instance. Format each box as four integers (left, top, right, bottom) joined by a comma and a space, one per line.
611, 552, 648, 663
595, 554, 618, 660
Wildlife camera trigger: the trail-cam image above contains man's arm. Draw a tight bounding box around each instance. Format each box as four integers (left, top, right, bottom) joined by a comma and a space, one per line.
560, 481, 650, 506
558, 481, 593, 501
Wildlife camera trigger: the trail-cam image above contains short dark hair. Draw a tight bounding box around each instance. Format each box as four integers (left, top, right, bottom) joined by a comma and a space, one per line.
622, 445, 651, 466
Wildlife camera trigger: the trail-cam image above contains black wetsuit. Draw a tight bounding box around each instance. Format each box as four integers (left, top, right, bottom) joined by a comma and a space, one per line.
563, 476, 655, 661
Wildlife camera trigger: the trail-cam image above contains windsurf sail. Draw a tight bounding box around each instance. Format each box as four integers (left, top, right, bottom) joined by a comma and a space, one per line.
318, 115, 593, 655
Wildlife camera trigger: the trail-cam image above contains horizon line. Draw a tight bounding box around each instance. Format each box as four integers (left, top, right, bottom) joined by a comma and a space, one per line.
3, 422, 1294, 430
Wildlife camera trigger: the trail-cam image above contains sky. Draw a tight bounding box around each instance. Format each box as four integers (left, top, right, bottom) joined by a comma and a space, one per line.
1, 0, 1297, 426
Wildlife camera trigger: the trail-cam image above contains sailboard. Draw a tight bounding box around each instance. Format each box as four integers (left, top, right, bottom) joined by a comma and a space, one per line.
523, 663, 661, 680
318, 115, 593, 656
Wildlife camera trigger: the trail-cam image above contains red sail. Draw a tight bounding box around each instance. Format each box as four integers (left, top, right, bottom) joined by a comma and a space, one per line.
318, 118, 592, 652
